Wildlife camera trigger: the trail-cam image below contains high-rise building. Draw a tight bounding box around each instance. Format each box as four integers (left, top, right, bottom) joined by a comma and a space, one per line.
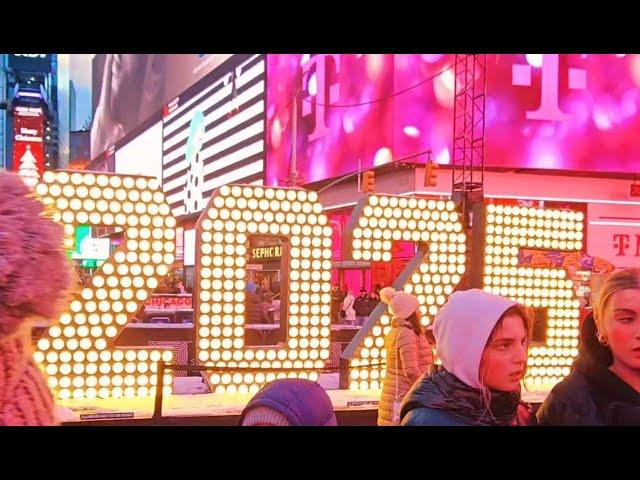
69, 79, 76, 132
0, 54, 69, 177
69, 129, 90, 170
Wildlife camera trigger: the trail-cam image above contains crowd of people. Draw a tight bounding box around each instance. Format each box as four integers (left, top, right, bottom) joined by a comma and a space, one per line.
331, 284, 381, 326
379, 269, 640, 426
154, 277, 189, 294
245, 280, 279, 324
239, 269, 640, 426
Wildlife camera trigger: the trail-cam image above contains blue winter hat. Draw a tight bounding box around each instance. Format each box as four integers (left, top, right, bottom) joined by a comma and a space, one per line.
239, 378, 337, 426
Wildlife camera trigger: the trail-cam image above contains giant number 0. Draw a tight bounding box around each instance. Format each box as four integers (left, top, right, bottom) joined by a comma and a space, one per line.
194, 184, 334, 394
34, 170, 177, 401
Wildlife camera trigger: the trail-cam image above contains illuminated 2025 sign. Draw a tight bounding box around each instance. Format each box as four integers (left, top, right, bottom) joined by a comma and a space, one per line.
34, 172, 584, 399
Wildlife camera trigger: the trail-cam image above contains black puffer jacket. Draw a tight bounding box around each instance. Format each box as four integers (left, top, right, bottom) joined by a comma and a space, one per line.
353, 296, 370, 317
401, 367, 528, 426
536, 313, 640, 426
245, 291, 265, 324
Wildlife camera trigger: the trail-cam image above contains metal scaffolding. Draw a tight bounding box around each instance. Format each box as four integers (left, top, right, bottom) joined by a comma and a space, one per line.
451, 54, 486, 203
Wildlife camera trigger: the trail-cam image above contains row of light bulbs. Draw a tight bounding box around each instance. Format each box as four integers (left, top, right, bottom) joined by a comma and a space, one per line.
42, 170, 159, 190
483, 276, 573, 289
487, 226, 583, 239
486, 203, 585, 220
368, 195, 454, 211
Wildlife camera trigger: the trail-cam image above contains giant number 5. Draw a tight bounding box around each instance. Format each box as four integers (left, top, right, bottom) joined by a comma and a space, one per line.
34, 171, 177, 401
482, 204, 584, 391
341, 195, 466, 391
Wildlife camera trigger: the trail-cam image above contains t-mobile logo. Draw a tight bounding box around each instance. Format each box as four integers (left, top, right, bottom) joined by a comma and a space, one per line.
612, 233, 640, 257
301, 54, 341, 141
512, 54, 587, 121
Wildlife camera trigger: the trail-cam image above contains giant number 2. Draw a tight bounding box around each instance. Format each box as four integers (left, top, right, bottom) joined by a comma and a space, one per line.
34, 170, 177, 401
341, 195, 466, 391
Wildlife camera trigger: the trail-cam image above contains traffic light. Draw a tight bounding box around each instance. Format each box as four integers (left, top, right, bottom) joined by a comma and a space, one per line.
362, 170, 375, 193
424, 160, 438, 187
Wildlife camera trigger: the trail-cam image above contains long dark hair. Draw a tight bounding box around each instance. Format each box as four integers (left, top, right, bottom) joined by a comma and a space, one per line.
403, 311, 424, 337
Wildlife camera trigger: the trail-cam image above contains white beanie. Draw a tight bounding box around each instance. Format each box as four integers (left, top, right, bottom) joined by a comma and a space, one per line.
433, 289, 516, 389
380, 287, 419, 321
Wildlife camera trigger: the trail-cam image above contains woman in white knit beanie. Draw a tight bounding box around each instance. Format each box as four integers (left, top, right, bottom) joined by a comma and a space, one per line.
377, 287, 433, 426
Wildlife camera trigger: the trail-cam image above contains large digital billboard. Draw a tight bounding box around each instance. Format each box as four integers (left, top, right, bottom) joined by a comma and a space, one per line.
161, 54, 266, 218
266, 54, 640, 185
91, 54, 233, 159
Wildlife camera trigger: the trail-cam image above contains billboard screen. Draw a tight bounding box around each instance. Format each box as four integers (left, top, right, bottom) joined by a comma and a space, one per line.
162, 54, 266, 218
12, 105, 45, 186
91, 54, 233, 159
114, 121, 163, 181
8, 54, 52, 74
265, 54, 640, 185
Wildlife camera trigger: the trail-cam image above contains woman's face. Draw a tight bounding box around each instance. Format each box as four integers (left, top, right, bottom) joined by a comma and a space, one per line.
479, 313, 528, 392
602, 288, 640, 371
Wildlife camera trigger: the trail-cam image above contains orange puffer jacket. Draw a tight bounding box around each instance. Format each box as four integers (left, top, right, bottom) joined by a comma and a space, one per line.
378, 325, 433, 426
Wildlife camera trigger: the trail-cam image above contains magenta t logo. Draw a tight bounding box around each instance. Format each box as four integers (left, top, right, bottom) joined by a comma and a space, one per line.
613, 233, 631, 256
301, 54, 341, 141
512, 54, 587, 121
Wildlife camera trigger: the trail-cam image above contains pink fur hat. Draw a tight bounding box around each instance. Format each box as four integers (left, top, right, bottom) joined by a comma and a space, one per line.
0, 172, 73, 337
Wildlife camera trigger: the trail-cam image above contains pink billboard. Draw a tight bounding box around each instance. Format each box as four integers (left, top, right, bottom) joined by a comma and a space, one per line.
266, 54, 640, 185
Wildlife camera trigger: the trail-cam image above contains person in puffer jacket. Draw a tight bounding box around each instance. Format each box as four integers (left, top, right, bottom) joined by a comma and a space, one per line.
537, 269, 640, 426
378, 287, 433, 426
401, 289, 534, 426
0, 172, 73, 426
245, 282, 266, 324
238, 378, 337, 426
